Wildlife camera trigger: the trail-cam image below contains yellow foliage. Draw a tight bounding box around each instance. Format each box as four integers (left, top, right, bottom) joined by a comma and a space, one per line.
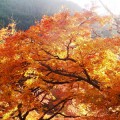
3, 106, 17, 120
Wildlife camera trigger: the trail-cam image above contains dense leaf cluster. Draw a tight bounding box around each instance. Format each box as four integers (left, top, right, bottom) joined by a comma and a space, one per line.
0, 10, 120, 120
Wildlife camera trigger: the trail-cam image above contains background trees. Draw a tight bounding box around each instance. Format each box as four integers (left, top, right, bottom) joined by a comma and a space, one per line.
0, 10, 120, 120
0, 0, 81, 30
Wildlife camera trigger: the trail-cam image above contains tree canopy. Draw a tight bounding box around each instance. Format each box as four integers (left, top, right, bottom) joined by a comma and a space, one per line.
0, 10, 120, 120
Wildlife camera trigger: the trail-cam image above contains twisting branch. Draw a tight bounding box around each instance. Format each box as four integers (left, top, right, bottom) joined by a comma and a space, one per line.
57, 113, 80, 118
40, 36, 77, 63
16, 103, 37, 120
40, 62, 100, 90
41, 48, 58, 58
39, 62, 86, 80
45, 99, 68, 120
80, 64, 100, 90
82, 67, 91, 81
78, 16, 94, 27
40, 93, 48, 103
17, 103, 23, 120
41, 48, 76, 62
22, 108, 37, 120
38, 97, 72, 120
23, 108, 37, 120
66, 37, 72, 58
91, 29, 101, 38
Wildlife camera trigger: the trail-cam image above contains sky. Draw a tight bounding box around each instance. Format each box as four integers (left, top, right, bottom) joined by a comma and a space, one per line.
68, 0, 120, 15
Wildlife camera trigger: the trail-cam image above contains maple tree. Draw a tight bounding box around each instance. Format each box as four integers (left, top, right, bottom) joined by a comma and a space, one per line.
0, 10, 120, 120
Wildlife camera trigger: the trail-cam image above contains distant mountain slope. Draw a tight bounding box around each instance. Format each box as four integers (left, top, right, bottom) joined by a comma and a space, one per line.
0, 0, 82, 30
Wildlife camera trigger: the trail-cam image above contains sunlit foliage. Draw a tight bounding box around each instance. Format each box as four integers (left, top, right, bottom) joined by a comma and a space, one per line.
0, 10, 120, 120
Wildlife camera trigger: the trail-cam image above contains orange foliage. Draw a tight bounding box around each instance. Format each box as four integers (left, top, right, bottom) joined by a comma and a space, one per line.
0, 10, 120, 120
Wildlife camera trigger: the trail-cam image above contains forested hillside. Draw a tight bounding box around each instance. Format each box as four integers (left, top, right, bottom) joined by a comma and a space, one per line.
0, 0, 81, 30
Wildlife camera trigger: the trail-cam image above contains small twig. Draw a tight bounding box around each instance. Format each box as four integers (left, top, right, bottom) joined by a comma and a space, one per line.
58, 113, 80, 118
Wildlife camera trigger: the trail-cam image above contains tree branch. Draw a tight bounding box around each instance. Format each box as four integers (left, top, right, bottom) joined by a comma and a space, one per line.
45, 99, 68, 120
58, 113, 80, 118
17, 103, 23, 120
82, 66, 100, 90
38, 97, 72, 120
39, 63, 86, 80
40, 63, 100, 90
22, 108, 37, 120
41, 48, 76, 62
